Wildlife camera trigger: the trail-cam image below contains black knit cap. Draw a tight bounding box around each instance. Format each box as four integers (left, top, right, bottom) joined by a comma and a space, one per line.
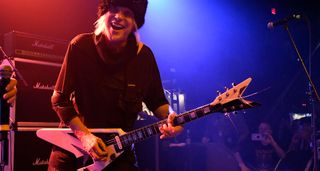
98, 0, 148, 29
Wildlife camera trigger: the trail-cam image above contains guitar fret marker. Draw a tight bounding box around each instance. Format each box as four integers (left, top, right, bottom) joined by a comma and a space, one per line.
177, 116, 185, 124
132, 133, 137, 141
204, 107, 210, 114
122, 136, 128, 146
137, 131, 143, 139
127, 135, 133, 143
190, 112, 196, 119
147, 127, 152, 135
115, 136, 123, 150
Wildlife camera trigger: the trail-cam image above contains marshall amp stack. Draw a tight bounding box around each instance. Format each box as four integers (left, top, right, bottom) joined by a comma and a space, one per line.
3, 30, 67, 123
2, 31, 68, 170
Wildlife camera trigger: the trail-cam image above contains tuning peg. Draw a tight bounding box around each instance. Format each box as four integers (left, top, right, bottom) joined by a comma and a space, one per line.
224, 87, 230, 97
231, 83, 238, 94
216, 90, 221, 95
224, 86, 229, 91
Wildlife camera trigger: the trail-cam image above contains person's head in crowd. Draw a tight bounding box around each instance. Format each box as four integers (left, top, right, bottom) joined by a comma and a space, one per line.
289, 117, 312, 151
258, 122, 273, 146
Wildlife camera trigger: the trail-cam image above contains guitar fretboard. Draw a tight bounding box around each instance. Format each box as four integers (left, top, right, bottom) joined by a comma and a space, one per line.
117, 103, 222, 149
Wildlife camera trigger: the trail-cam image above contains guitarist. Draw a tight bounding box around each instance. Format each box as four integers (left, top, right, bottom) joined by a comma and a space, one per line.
48, 0, 183, 170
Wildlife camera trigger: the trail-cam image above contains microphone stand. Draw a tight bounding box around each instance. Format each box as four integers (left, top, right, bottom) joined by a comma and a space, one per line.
283, 24, 320, 171
0, 47, 28, 171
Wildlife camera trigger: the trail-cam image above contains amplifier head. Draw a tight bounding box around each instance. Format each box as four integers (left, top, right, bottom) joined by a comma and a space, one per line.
3, 31, 68, 63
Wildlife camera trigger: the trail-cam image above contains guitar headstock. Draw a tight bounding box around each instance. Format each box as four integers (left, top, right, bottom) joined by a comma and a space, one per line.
210, 77, 259, 113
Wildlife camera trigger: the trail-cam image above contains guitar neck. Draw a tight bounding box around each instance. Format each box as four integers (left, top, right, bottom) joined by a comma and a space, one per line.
118, 103, 222, 149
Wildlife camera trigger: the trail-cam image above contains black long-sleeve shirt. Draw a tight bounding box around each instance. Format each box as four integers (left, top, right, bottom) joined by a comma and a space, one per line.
52, 33, 168, 131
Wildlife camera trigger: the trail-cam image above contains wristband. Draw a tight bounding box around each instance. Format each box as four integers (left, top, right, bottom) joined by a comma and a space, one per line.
79, 133, 97, 152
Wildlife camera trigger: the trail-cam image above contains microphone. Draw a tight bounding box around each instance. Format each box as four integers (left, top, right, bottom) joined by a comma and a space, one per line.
267, 14, 301, 29
0, 65, 12, 166
0, 65, 13, 139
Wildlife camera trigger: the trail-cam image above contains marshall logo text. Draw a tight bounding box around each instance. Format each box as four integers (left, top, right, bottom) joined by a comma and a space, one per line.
33, 82, 55, 90
32, 158, 49, 166
32, 40, 55, 50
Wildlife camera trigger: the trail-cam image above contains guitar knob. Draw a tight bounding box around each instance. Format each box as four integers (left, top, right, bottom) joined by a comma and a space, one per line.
231, 106, 235, 110
232, 82, 236, 87
223, 108, 227, 112
239, 104, 244, 108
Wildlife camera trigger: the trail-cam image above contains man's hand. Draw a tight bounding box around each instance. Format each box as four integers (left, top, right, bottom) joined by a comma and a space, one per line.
78, 132, 109, 161
70, 117, 110, 161
159, 112, 183, 139
3, 78, 17, 104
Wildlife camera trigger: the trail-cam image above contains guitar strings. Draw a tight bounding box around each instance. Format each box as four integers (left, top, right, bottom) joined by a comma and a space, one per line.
242, 86, 271, 99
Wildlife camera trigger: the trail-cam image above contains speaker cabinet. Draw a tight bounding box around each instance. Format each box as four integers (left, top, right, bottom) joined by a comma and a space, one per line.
11, 125, 58, 171
13, 59, 61, 122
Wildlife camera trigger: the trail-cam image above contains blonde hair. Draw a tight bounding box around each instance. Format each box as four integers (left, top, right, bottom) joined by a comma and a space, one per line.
94, 13, 140, 43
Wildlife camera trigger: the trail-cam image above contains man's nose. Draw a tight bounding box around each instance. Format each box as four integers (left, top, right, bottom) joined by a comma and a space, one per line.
114, 12, 125, 20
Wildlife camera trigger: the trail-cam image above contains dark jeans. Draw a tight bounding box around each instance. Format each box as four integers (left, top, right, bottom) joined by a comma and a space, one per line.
48, 146, 139, 171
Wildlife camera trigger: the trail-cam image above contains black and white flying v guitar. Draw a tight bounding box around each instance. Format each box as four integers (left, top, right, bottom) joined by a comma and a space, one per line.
36, 77, 258, 171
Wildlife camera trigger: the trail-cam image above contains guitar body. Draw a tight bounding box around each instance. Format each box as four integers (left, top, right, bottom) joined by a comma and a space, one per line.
36, 128, 126, 171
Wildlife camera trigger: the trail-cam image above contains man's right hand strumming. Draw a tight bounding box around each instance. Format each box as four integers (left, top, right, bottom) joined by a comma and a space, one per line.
69, 117, 109, 161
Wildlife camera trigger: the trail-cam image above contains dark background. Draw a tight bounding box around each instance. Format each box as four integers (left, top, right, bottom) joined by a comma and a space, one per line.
1, 0, 320, 170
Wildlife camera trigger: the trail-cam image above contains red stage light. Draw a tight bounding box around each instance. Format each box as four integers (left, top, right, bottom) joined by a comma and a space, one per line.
271, 8, 277, 15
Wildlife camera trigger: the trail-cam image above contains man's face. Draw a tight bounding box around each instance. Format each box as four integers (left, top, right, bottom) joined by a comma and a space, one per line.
104, 6, 135, 45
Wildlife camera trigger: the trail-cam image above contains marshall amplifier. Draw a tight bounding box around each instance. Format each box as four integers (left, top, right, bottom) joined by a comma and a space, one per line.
3, 31, 68, 122
3, 31, 68, 63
